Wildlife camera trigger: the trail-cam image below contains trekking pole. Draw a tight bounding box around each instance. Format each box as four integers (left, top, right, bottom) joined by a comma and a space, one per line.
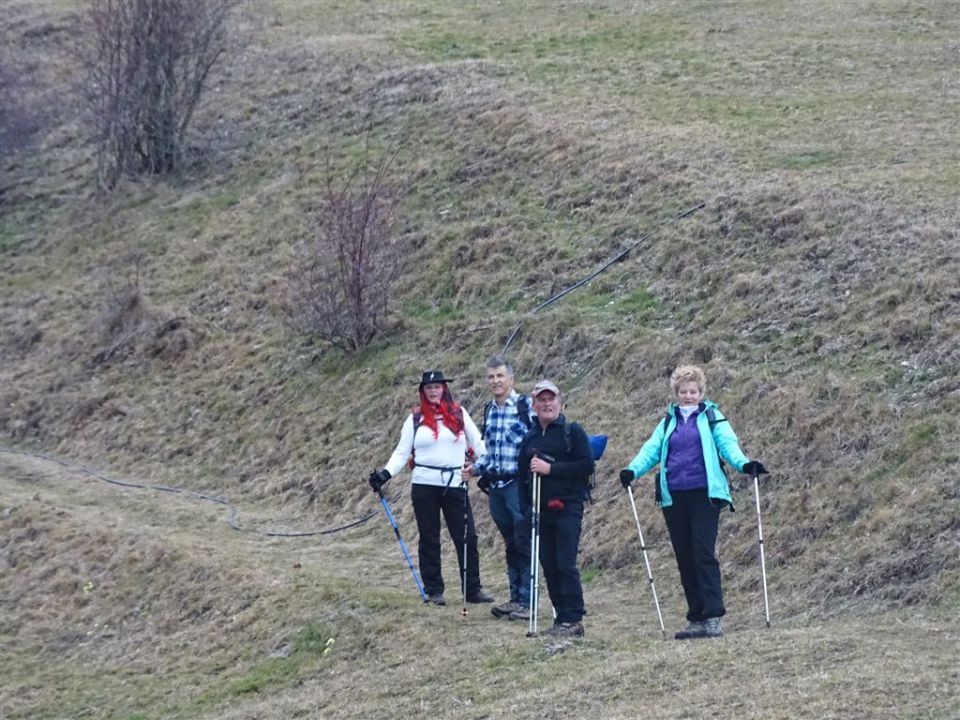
377, 489, 428, 602
752, 473, 772, 627
526, 472, 542, 638
627, 486, 666, 639
461, 479, 469, 618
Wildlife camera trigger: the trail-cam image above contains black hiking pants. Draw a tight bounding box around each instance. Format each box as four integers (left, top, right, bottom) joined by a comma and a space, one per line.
662, 489, 725, 622
538, 498, 585, 624
411, 483, 481, 597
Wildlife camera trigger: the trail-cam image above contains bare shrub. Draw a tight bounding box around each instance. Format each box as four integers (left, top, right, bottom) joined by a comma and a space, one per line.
91, 251, 195, 364
76, 0, 238, 189
286, 152, 405, 353
94, 251, 150, 363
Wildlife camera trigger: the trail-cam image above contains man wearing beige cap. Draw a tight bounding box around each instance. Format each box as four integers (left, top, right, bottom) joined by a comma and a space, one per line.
517, 379, 595, 637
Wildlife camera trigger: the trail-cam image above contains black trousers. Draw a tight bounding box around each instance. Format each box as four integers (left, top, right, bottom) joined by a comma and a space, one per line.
661, 489, 725, 622
538, 499, 585, 624
411, 483, 481, 597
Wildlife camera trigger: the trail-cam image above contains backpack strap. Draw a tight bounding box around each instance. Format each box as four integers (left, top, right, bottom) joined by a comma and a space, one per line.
480, 400, 493, 437
517, 394, 531, 428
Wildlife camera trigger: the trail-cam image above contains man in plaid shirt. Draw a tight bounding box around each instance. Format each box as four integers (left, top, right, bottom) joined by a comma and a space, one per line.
465, 355, 535, 620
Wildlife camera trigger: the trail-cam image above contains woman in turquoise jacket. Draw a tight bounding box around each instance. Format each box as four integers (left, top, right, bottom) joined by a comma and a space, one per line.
619, 365, 767, 640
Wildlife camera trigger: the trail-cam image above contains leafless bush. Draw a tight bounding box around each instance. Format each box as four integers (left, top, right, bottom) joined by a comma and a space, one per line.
76, 0, 238, 189
286, 152, 406, 353
93, 251, 150, 363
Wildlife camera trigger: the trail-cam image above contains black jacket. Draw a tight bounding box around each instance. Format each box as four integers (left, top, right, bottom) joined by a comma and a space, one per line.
518, 414, 595, 505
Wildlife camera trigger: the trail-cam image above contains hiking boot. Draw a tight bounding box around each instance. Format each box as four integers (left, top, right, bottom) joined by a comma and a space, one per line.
674, 620, 706, 640
466, 588, 495, 604
507, 606, 530, 621
427, 593, 446, 606
544, 621, 584, 638
702, 617, 724, 638
491, 601, 524, 618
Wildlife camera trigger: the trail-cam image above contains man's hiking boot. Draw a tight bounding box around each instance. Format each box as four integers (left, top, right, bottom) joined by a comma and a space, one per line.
466, 588, 495, 604
674, 620, 706, 640
491, 601, 524, 618
427, 593, 446, 606
544, 621, 584, 638
702, 617, 724, 638
507, 606, 530, 621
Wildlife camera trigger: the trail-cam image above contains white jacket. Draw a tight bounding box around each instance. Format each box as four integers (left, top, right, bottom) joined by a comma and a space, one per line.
384, 410, 485, 487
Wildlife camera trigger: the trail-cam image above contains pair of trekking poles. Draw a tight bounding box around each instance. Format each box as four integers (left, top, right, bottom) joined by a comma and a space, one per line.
626, 472, 772, 637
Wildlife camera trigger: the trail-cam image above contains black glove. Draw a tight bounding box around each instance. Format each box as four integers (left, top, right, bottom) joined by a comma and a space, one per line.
742, 461, 768, 477
619, 469, 635, 489
477, 475, 492, 495
368, 468, 391, 492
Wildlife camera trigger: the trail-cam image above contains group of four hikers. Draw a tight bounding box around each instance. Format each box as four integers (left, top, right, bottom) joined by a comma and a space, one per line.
368, 356, 767, 639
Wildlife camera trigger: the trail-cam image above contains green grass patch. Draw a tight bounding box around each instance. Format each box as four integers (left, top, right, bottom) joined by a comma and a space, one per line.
580, 566, 602, 584
211, 622, 335, 700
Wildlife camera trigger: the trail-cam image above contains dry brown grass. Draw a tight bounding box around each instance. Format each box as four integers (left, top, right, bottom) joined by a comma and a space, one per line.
2, 1, 959, 717
2, 450, 958, 720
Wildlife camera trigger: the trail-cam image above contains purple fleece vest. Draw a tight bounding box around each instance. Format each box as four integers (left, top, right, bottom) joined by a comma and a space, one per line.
665, 408, 708, 491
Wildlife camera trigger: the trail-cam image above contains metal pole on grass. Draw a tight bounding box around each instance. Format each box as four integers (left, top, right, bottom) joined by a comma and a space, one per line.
526, 472, 542, 637
752, 473, 772, 627
627, 486, 667, 639
461, 479, 469, 618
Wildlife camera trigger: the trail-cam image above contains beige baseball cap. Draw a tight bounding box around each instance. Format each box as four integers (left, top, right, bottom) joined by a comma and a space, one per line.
531, 379, 560, 397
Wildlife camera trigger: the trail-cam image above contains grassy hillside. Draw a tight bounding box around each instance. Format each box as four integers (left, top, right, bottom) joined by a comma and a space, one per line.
2, 1, 958, 719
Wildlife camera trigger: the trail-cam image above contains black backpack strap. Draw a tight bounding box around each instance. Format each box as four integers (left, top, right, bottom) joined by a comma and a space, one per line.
705, 406, 728, 431
517, 394, 531, 428
480, 400, 493, 437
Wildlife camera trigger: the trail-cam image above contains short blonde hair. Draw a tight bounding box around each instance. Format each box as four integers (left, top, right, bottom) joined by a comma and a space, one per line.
670, 365, 706, 396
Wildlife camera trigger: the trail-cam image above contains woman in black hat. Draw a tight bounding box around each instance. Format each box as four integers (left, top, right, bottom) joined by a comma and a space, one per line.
369, 370, 494, 606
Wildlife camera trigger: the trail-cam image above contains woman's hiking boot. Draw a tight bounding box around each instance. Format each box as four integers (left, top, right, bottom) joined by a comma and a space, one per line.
427, 593, 446, 606
466, 588, 495, 603
674, 620, 706, 640
702, 617, 724, 638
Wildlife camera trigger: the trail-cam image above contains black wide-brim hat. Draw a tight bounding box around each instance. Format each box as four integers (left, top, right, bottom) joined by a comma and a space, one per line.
417, 370, 453, 386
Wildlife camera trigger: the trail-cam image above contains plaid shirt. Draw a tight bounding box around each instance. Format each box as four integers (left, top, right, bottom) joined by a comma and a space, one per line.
474, 390, 534, 488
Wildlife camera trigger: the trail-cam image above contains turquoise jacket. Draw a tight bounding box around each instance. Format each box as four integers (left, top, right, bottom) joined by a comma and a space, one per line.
626, 400, 751, 509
